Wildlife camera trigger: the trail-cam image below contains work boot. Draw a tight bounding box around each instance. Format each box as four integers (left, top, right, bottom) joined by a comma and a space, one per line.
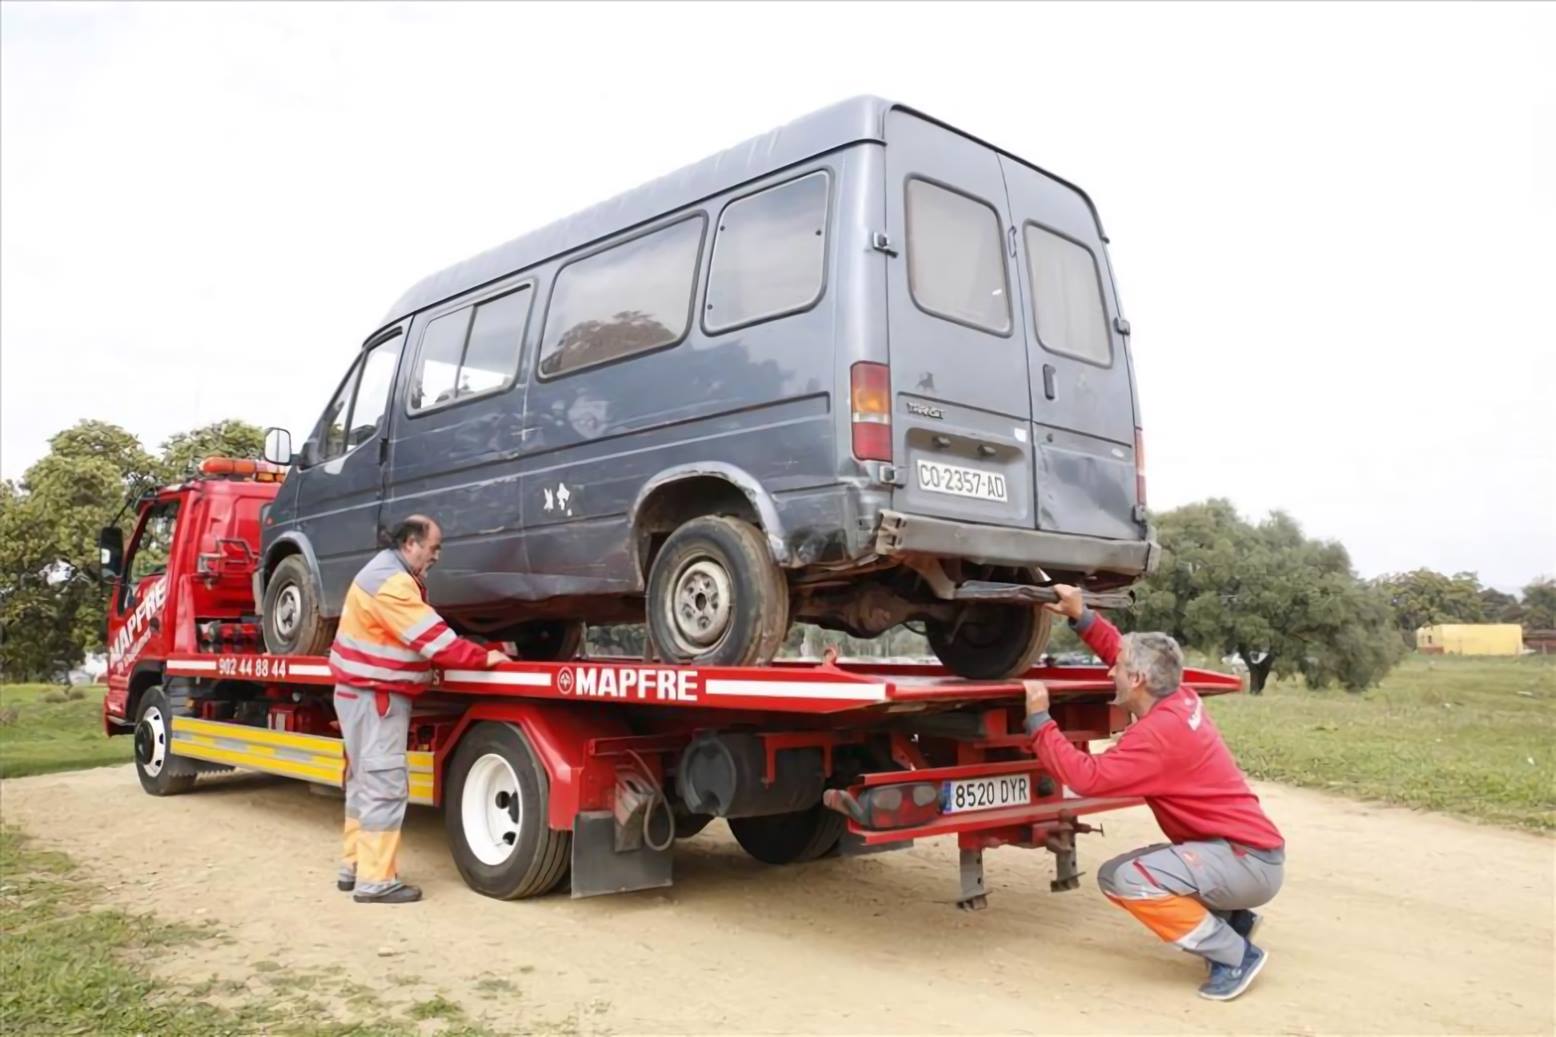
1198, 942, 1268, 1002
353, 883, 422, 904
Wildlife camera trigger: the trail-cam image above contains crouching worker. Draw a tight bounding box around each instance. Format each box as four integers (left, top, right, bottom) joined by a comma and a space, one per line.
329, 515, 508, 903
1022, 585, 1284, 1001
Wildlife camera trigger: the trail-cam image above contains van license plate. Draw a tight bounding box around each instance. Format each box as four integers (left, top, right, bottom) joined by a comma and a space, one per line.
916, 460, 1008, 502
941, 773, 1030, 814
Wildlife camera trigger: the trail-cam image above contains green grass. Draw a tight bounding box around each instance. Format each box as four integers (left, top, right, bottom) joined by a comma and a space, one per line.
0, 827, 499, 1035
0, 683, 132, 778
1209, 654, 1556, 830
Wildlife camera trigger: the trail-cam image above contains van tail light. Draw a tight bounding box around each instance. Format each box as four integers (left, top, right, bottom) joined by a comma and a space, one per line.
851, 362, 892, 462
1134, 427, 1147, 508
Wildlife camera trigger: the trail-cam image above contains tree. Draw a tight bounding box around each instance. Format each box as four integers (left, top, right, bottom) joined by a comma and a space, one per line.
158, 420, 267, 482
0, 421, 157, 679
0, 418, 265, 680
1520, 578, 1556, 632
1478, 587, 1522, 625
1371, 569, 1487, 640
1126, 500, 1403, 693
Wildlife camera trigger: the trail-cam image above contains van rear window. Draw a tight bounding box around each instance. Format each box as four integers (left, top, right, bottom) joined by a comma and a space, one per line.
705, 171, 829, 333
905, 179, 1011, 335
1024, 224, 1111, 366
539, 216, 705, 379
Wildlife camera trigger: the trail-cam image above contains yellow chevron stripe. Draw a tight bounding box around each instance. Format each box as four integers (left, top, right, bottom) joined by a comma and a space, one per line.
173, 717, 344, 756
174, 741, 344, 785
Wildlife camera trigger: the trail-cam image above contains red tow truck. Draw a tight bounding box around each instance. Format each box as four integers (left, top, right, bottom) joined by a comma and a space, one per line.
101, 458, 1241, 904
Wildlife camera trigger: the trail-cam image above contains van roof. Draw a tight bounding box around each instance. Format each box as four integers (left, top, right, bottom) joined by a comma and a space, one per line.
380, 96, 1100, 328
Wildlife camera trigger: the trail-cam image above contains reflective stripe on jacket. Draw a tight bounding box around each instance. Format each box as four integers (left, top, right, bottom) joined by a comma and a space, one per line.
328, 549, 488, 704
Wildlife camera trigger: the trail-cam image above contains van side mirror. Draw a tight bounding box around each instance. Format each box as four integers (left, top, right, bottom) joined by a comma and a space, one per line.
99, 527, 124, 581
263, 427, 293, 467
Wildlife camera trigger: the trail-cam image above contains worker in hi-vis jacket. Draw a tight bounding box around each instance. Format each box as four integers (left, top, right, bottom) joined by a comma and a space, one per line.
1023, 585, 1285, 1002
328, 515, 507, 904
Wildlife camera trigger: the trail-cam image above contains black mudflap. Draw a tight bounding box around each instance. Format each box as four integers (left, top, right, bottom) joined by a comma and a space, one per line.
569, 811, 673, 898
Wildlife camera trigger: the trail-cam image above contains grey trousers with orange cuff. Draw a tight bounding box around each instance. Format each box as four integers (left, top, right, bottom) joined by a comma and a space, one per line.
1098, 839, 1285, 966
334, 686, 412, 896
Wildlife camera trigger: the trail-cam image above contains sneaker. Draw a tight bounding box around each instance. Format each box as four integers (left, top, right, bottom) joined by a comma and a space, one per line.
353, 883, 422, 904
1227, 908, 1262, 942
1198, 942, 1268, 1002
337, 878, 355, 892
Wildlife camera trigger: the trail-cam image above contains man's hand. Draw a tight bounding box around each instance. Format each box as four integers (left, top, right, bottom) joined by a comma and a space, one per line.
1044, 583, 1086, 620
485, 649, 509, 668
1023, 679, 1050, 717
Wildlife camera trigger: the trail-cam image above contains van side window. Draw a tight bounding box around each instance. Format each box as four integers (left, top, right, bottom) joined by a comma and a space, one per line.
409, 286, 533, 413
345, 333, 404, 447
705, 171, 829, 333
317, 362, 362, 460
1024, 224, 1111, 366
538, 216, 705, 379
904, 178, 1011, 336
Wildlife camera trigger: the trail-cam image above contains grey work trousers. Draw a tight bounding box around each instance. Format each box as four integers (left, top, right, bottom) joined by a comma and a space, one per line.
1097, 839, 1285, 966
334, 686, 412, 896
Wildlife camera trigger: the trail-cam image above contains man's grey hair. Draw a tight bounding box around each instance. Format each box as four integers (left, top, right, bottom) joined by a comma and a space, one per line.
1118, 632, 1185, 697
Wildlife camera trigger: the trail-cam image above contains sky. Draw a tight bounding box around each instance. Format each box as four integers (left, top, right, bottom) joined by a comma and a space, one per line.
2, 2, 1552, 591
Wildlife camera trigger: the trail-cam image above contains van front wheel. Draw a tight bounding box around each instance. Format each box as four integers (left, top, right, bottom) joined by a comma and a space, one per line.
646, 517, 789, 667
927, 604, 1053, 680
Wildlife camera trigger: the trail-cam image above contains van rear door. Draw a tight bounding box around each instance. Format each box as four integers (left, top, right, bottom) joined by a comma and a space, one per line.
883, 109, 1035, 531
999, 158, 1140, 541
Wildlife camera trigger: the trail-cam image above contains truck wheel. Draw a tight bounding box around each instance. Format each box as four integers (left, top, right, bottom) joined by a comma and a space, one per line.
444, 722, 570, 900
646, 516, 789, 667
261, 555, 336, 655
927, 605, 1053, 680
728, 804, 845, 865
134, 686, 197, 796
504, 620, 584, 662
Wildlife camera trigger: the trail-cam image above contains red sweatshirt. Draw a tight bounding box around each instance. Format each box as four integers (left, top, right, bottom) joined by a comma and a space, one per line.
1029, 612, 1284, 850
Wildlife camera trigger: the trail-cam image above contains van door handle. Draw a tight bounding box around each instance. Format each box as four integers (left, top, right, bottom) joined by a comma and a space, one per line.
1042, 364, 1057, 400
1007, 226, 1017, 257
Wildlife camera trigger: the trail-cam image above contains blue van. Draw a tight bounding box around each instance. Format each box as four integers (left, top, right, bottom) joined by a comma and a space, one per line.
258, 97, 1153, 677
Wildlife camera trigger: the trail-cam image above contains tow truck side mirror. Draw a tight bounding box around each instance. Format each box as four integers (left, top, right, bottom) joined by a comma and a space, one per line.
263, 427, 293, 467
99, 526, 124, 581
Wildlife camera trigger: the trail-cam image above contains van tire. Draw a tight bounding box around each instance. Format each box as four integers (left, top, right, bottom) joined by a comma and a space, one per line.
927, 605, 1053, 680
728, 804, 845, 865
444, 722, 571, 900
133, 686, 198, 796
262, 555, 336, 655
646, 516, 789, 667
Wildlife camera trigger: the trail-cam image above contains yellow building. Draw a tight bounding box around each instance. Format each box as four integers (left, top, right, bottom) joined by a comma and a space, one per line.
1415, 624, 1524, 656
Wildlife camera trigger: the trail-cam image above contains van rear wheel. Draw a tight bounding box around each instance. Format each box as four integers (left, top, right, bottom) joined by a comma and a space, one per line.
262, 555, 336, 655
927, 604, 1053, 680
646, 516, 789, 667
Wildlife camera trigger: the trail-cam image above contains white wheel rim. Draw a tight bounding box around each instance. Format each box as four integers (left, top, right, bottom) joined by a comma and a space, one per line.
668, 557, 734, 655
274, 585, 302, 638
462, 753, 522, 866
139, 706, 168, 777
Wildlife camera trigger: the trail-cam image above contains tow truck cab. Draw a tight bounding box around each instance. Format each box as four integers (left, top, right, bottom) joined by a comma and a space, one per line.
100, 459, 283, 734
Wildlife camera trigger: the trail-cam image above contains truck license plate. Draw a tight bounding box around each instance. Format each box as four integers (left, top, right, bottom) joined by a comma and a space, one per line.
941, 773, 1030, 814
916, 460, 1008, 502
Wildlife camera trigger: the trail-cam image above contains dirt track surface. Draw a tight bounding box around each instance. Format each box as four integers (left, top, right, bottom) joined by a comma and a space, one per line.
4, 765, 1552, 1035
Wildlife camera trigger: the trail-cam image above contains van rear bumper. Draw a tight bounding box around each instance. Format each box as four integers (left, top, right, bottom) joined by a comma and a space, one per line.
873, 510, 1157, 577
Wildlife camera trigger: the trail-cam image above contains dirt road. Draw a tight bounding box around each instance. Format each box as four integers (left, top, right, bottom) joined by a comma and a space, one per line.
4, 765, 1552, 1034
